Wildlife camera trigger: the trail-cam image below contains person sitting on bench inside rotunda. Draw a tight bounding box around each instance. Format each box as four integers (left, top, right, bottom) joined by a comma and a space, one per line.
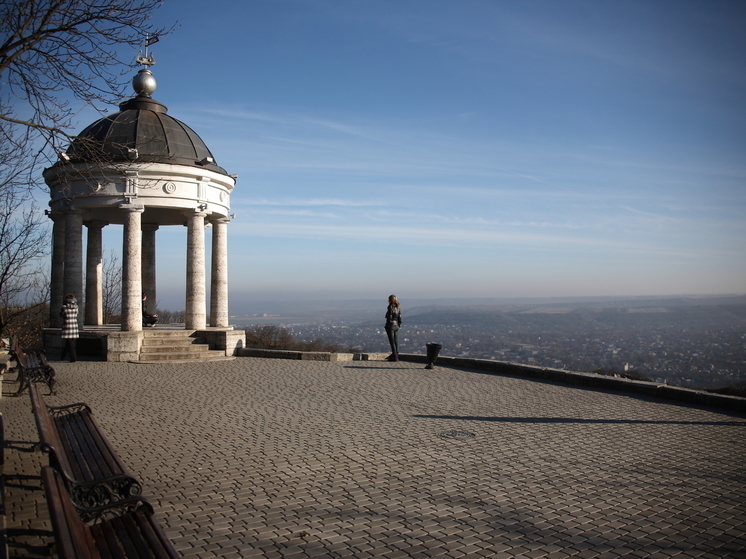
142, 294, 158, 327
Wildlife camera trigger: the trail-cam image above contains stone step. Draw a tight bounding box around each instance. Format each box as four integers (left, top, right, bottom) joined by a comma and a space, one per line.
141, 330, 201, 338
140, 343, 210, 353
141, 338, 206, 347
137, 329, 227, 362
136, 350, 231, 362
141, 328, 194, 334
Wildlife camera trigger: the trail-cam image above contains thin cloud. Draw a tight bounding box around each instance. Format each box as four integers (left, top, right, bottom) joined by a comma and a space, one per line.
243, 198, 382, 208
228, 219, 714, 258
619, 205, 680, 224
260, 209, 339, 219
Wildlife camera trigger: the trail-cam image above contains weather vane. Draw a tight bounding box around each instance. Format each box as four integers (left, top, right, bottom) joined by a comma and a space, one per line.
136, 33, 159, 67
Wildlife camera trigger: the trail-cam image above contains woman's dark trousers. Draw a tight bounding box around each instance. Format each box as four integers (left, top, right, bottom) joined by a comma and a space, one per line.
60, 339, 77, 362
386, 327, 399, 361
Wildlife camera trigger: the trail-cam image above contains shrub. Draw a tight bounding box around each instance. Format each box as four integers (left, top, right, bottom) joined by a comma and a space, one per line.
245, 325, 345, 353
592, 367, 652, 382
705, 383, 746, 398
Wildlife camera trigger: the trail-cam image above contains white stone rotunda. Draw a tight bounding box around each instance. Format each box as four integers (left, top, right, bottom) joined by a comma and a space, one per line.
43, 67, 243, 361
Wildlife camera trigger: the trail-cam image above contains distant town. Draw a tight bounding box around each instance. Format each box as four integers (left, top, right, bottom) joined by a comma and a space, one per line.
233, 295, 746, 390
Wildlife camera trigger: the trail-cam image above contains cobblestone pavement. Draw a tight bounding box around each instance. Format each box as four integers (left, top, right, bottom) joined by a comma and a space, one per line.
2, 358, 745, 558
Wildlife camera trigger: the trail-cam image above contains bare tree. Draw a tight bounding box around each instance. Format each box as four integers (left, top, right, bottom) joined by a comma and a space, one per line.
1, 0, 171, 168
155, 308, 185, 325
0, 0, 170, 338
101, 249, 122, 324
0, 182, 50, 337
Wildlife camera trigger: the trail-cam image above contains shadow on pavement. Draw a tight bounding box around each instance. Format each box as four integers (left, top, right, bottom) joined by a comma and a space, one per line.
413, 414, 746, 426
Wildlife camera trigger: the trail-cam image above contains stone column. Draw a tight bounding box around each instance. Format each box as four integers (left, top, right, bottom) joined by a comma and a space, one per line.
141, 223, 159, 315
49, 212, 66, 328
62, 209, 84, 329
185, 210, 207, 330
84, 220, 107, 325
210, 217, 230, 327
121, 205, 144, 331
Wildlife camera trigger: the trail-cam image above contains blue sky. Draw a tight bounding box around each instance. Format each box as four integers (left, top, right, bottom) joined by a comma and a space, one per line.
86, 0, 745, 309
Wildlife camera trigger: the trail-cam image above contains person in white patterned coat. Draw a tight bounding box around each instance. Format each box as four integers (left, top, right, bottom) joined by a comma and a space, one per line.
59, 293, 79, 362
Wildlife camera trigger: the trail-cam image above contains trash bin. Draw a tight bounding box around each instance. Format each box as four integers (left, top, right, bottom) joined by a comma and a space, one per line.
425, 343, 442, 369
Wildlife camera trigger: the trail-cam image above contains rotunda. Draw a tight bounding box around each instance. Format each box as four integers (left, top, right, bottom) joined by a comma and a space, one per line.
44, 68, 238, 360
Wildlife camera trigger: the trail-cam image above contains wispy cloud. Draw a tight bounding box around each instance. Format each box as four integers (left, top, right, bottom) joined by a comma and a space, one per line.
239, 198, 382, 208
228, 216, 723, 258
619, 205, 680, 224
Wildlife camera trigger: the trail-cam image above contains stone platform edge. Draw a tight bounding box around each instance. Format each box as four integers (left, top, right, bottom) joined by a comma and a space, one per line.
237, 348, 746, 413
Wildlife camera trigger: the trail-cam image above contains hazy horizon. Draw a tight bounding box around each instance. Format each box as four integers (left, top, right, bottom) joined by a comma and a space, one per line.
217, 292, 746, 326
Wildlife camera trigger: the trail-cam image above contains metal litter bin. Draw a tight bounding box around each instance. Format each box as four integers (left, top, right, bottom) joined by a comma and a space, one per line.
425, 343, 442, 369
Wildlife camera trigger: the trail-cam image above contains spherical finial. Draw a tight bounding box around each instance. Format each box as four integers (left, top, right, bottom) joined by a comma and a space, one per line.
132, 69, 157, 97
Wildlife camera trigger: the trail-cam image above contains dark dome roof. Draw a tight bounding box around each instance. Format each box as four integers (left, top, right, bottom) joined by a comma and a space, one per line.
64, 94, 227, 175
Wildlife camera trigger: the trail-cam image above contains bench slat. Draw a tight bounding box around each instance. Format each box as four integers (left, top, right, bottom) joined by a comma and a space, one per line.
59, 412, 123, 482
130, 512, 179, 559
75, 412, 131, 475
91, 524, 117, 559
58, 413, 106, 482
117, 515, 151, 559
92, 521, 127, 559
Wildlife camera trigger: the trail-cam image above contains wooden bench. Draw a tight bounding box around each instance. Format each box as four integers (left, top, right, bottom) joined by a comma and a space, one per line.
42, 466, 179, 559
30, 383, 142, 515
8, 335, 56, 395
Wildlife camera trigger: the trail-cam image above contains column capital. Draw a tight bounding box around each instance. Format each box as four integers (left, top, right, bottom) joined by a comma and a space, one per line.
210, 216, 232, 226
84, 220, 109, 229
119, 203, 144, 213
183, 209, 208, 219
47, 210, 65, 222
142, 223, 160, 232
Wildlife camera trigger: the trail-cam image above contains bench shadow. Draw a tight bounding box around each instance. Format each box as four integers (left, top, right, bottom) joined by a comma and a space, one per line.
6, 528, 55, 557
4, 473, 42, 482
3, 478, 43, 491
6, 528, 53, 537
2, 375, 25, 397
3, 440, 38, 453
2, 386, 55, 397
413, 414, 746, 426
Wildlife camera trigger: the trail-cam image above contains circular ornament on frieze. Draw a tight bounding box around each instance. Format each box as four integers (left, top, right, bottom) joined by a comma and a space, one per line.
220, 190, 227, 203
163, 182, 177, 194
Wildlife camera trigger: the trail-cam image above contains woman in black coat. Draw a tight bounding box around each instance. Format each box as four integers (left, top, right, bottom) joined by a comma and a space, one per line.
385, 294, 402, 362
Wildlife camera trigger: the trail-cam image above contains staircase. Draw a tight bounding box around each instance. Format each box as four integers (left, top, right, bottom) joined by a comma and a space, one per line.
137, 329, 233, 362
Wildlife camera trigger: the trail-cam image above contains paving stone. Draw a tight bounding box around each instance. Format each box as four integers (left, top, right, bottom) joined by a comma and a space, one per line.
2, 358, 745, 557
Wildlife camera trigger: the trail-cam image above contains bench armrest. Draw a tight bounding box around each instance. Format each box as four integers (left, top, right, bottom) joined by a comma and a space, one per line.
47, 402, 92, 417
76, 495, 154, 524
48, 464, 143, 510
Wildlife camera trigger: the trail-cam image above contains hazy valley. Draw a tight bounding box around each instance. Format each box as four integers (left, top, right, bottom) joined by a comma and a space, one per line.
233, 295, 746, 390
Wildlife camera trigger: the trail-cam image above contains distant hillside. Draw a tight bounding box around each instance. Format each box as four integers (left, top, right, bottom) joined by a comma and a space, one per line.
403, 296, 746, 331
231, 294, 746, 328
